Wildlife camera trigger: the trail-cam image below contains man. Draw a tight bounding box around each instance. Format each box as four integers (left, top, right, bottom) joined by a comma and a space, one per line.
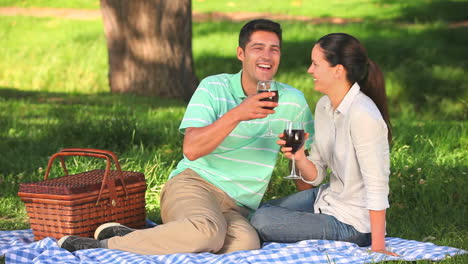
59, 19, 314, 255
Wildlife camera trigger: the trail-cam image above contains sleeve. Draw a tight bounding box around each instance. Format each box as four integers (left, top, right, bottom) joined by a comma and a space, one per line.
303, 97, 325, 186
350, 108, 390, 211
304, 138, 327, 186
178, 78, 218, 134
301, 104, 314, 151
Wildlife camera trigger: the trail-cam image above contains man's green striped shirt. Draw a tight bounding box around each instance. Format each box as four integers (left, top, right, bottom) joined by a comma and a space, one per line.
169, 71, 314, 209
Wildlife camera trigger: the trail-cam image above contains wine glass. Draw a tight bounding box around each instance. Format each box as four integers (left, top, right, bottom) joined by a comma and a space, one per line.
283, 121, 305, 179
257, 80, 279, 137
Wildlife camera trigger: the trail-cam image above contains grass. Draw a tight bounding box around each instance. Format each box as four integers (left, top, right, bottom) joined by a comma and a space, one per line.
0, 0, 98, 9
0, 1, 467, 263
1, 0, 467, 23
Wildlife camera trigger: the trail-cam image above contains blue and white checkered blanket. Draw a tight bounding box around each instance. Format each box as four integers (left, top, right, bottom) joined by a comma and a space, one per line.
1, 229, 466, 263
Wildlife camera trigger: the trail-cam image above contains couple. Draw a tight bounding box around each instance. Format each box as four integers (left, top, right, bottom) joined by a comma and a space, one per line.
59, 19, 396, 256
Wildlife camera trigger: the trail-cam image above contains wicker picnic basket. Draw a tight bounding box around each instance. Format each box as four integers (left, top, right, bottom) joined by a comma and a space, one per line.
18, 148, 147, 241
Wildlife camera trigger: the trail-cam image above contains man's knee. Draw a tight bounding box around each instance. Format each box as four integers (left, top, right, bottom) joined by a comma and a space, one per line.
238, 228, 261, 251
189, 216, 227, 253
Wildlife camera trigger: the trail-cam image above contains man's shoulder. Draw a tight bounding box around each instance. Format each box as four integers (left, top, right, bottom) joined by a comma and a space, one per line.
201, 73, 235, 85
279, 82, 307, 101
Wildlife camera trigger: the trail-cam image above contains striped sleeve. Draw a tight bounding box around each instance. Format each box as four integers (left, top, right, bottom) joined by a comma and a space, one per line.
289, 88, 314, 150
301, 102, 314, 150
179, 79, 218, 133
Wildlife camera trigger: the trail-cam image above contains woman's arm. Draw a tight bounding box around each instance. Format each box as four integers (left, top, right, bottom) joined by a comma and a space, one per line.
349, 108, 397, 255
369, 210, 397, 256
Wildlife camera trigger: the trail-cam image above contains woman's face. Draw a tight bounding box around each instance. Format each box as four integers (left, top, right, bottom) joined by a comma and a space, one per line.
307, 44, 336, 94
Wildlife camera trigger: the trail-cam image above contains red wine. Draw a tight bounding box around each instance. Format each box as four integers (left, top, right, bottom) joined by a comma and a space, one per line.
283, 129, 305, 153
258, 90, 278, 110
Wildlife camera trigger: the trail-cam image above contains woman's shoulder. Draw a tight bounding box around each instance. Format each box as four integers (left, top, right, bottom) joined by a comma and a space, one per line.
348, 93, 387, 131
349, 93, 383, 120
314, 96, 331, 110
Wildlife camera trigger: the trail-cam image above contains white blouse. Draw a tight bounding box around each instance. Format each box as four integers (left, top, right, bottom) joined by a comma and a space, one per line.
305, 82, 390, 233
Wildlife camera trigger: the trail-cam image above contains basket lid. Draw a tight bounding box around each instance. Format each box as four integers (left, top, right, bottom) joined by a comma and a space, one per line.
19, 169, 145, 195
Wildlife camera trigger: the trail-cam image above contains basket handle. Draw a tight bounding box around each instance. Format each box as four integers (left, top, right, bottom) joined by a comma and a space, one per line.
44, 148, 129, 206
59, 148, 130, 202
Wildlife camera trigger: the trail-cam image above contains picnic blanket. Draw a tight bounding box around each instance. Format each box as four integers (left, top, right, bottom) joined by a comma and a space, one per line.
1, 229, 466, 264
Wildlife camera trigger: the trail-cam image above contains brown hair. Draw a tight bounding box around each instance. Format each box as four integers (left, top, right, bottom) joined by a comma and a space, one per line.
239, 19, 282, 50
316, 33, 392, 143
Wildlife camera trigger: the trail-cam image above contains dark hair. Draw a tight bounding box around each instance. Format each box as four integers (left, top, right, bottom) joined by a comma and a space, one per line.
238, 19, 282, 50
316, 33, 392, 143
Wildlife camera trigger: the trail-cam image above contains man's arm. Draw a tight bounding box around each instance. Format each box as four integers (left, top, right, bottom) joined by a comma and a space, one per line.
183, 92, 278, 161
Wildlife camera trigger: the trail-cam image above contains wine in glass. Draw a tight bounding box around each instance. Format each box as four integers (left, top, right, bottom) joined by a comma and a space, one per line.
257, 80, 279, 137
283, 121, 305, 179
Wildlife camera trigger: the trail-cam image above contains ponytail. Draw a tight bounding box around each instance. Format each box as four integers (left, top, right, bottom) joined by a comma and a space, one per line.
316, 33, 392, 144
358, 59, 392, 143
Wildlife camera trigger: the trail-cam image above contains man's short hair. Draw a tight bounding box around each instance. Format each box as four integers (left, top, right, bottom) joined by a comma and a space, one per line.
238, 19, 282, 50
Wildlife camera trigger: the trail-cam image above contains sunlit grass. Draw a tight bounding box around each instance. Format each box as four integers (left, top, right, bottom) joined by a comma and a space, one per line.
0, 17, 107, 93
2, 0, 467, 23
0, 0, 98, 9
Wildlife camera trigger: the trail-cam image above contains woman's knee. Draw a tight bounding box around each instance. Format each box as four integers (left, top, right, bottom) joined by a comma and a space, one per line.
250, 206, 275, 234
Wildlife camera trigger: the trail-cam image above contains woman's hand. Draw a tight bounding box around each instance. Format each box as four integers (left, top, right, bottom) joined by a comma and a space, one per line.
371, 248, 399, 256
277, 132, 309, 161
369, 210, 398, 257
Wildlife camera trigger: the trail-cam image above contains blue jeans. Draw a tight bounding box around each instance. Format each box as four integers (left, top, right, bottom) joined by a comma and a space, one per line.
250, 188, 371, 246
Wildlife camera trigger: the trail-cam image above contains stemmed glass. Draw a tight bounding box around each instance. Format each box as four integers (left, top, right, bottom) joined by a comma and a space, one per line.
283, 121, 305, 179
257, 80, 279, 137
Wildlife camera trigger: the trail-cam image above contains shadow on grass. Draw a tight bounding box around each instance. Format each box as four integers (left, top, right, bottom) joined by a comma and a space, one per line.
390, 0, 468, 23
387, 163, 467, 240
0, 88, 185, 187
1, 16, 467, 194
0, 88, 186, 108
201, 22, 468, 119
193, 21, 467, 121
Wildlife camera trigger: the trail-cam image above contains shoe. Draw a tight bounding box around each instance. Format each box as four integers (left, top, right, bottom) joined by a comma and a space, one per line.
58, 235, 102, 252
94, 222, 135, 240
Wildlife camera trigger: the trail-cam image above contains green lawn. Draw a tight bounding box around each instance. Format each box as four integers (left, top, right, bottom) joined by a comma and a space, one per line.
0, 1, 467, 263
1, 0, 468, 22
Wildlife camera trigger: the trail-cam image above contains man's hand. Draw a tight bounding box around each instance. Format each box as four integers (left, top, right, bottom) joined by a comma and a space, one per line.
233, 92, 278, 121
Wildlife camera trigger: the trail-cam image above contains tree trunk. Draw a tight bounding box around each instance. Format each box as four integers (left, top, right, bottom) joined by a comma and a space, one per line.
100, 0, 198, 101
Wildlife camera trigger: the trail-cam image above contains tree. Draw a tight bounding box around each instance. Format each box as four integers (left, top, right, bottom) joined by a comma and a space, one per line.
100, 0, 198, 101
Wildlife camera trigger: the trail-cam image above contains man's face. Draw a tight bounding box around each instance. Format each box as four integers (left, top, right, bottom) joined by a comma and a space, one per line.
237, 31, 281, 88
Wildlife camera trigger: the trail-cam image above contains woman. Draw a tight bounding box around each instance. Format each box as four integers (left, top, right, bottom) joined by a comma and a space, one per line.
250, 33, 397, 256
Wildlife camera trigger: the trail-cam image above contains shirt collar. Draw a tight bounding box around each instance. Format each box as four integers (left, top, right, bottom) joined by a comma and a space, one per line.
336, 82, 361, 114
229, 70, 247, 99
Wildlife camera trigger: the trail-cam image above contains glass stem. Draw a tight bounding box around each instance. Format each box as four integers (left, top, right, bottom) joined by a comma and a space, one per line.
290, 155, 296, 176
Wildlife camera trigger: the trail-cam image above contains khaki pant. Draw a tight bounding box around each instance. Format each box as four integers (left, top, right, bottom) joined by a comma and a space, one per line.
107, 169, 260, 255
